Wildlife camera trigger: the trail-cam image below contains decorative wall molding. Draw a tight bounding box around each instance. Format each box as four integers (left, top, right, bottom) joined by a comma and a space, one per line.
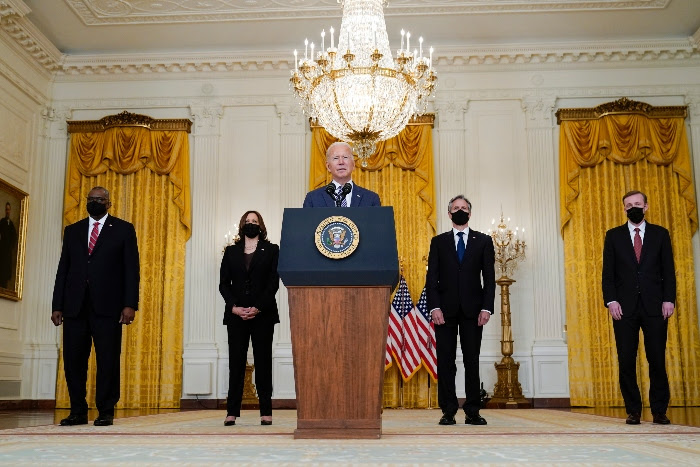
189, 104, 224, 135
47, 84, 700, 127
49, 38, 700, 78
0, 56, 47, 104
686, 94, 700, 119
433, 98, 469, 130
64, 0, 670, 25
522, 97, 556, 128
0, 0, 31, 19
692, 27, 700, 49
0, 9, 62, 75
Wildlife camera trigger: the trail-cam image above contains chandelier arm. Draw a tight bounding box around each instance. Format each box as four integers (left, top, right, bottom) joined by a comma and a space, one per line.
331, 82, 359, 137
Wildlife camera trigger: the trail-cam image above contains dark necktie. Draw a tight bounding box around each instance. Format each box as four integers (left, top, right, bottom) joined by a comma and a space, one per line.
89, 221, 100, 255
633, 227, 642, 263
457, 231, 465, 263
335, 185, 347, 207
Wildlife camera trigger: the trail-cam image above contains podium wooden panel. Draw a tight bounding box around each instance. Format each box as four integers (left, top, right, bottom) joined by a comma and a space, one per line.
288, 286, 391, 439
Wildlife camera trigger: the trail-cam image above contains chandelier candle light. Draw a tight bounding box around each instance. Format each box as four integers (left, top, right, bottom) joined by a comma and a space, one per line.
486, 214, 530, 408
290, 0, 437, 166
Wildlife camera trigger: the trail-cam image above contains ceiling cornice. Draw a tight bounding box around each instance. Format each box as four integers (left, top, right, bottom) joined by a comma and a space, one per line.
691, 26, 700, 49
64, 0, 671, 24
53, 38, 699, 78
0, 1, 63, 75
0, 0, 31, 18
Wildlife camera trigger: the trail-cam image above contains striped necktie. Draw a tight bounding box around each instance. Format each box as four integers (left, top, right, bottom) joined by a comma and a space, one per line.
88, 221, 100, 255
336, 185, 348, 207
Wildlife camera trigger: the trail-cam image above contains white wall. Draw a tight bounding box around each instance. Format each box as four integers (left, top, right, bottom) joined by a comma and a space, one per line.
3, 42, 699, 403
0, 31, 54, 400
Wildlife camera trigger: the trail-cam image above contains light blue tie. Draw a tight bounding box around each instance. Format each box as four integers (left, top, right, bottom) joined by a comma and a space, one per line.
457, 232, 465, 263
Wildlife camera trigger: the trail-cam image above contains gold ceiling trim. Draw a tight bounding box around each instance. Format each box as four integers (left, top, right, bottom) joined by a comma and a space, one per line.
556, 97, 687, 125
310, 113, 435, 129
67, 111, 192, 133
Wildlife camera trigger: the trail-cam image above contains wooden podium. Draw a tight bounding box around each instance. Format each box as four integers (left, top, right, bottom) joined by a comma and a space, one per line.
278, 207, 399, 439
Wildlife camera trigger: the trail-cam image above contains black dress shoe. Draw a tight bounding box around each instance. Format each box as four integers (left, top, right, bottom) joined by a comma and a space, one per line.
438, 414, 456, 425
626, 412, 641, 425
465, 413, 487, 425
59, 414, 88, 426
652, 413, 671, 425
93, 414, 114, 426
224, 419, 236, 426
261, 420, 272, 426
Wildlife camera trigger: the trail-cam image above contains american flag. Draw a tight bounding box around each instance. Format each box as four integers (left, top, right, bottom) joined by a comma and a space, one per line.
415, 286, 437, 381
398, 280, 422, 381
385, 344, 392, 370
387, 276, 408, 370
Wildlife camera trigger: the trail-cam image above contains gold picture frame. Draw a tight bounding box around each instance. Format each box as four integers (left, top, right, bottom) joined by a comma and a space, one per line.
0, 178, 28, 301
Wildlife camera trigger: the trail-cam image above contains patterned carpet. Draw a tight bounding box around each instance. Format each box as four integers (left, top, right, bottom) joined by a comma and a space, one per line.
1, 409, 699, 465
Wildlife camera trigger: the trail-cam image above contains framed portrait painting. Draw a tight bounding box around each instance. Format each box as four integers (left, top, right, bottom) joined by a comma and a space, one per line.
0, 178, 28, 301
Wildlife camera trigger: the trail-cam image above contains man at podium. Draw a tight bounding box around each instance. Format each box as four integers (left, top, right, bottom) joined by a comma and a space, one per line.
302, 142, 381, 208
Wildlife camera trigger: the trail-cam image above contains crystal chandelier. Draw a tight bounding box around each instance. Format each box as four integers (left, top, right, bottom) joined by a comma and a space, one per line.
290, 0, 437, 166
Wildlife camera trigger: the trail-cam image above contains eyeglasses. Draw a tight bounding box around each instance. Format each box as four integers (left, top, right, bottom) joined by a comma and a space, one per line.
86, 197, 109, 203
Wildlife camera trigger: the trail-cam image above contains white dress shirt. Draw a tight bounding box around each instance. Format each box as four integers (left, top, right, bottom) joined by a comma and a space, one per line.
332, 180, 354, 207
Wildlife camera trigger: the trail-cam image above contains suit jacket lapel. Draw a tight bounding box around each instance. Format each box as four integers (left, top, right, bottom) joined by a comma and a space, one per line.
614, 224, 633, 264
324, 188, 335, 207
463, 231, 478, 261
353, 185, 364, 207
247, 241, 265, 272
78, 218, 90, 256
441, 231, 459, 264
639, 223, 655, 265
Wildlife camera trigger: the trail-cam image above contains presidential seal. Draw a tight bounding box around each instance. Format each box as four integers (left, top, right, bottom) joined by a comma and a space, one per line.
315, 216, 360, 259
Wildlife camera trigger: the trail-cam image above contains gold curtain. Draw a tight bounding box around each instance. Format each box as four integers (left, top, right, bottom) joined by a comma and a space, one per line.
310, 122, 438, 408
56, 116, 191, 409
558, 101, 700, 407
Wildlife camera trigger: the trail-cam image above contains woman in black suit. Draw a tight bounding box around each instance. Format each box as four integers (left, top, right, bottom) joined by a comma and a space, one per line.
219, 210, 279, 426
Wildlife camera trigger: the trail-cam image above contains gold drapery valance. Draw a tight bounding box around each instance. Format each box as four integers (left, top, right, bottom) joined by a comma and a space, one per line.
557, 98, 696, 234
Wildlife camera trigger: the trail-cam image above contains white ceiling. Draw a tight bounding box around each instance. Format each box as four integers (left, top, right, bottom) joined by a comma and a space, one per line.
20, 0, 700, 57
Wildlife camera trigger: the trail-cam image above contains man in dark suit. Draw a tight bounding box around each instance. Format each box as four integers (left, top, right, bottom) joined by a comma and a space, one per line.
302, 141, 381, 207
426, 195, 495, 426
52, 186, 140, 427
602, 190, 675, 425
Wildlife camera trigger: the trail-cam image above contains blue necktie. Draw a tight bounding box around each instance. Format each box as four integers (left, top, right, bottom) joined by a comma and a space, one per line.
336, 185, 347, 207
457, 232, 465, 263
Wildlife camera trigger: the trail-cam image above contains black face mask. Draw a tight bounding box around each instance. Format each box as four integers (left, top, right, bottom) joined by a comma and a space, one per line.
87, 201, 108, 217
626, 206, 645, 224
451, 209, 470, 226
242, 223, 261, 239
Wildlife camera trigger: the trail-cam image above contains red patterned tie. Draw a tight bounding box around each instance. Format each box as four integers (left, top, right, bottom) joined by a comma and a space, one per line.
633, 227, 642, 263
88, 221, 100, 255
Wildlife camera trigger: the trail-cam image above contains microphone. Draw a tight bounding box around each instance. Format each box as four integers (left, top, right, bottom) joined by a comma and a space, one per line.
341, 183, 352, 197
325, 183, 342, 207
